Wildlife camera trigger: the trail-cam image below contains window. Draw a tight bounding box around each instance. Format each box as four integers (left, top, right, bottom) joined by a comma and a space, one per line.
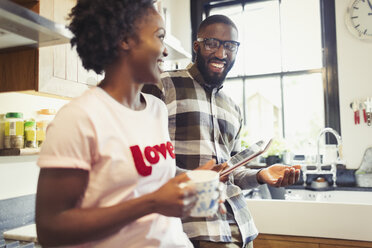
196, 0, 339, 154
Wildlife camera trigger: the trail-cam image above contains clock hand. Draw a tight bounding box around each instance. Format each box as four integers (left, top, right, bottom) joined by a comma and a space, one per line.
367, 0, 372, 10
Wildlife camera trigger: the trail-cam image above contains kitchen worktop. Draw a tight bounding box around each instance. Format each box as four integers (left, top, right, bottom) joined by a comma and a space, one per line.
286, 184, 372, 192
247, 198, 372, 242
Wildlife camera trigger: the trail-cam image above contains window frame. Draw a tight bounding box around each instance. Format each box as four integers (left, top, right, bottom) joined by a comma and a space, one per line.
190, 0, 340, 144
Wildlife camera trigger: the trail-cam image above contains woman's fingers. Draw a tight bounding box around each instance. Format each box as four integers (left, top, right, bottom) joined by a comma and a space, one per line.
197, 159, 217, 170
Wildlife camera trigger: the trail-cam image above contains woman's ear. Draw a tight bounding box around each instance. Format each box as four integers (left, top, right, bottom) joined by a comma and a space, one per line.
120, 39, 131, 51
120, 36, 138, 51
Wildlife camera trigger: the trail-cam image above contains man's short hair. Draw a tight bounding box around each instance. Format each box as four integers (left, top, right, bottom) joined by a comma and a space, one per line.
197, 14, 238, 36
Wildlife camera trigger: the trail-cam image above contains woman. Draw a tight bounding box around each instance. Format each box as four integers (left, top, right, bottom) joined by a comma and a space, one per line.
35, 0, 215, 247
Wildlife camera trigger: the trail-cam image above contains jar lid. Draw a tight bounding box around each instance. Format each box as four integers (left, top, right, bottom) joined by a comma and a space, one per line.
25, 121, 36, 127
5, 112, 23, 119
38, 109, 56, 115
36, 121, 48, 127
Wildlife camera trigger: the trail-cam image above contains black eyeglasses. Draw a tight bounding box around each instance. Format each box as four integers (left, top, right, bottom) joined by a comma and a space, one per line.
197, 38, 240, 53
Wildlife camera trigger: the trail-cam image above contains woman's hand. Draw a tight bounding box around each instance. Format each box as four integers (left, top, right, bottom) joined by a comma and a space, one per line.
151, 173, 197, 217
195, 159, 228, 214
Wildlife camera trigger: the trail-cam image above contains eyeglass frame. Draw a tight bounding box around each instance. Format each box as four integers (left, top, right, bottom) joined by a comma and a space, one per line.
196, 38, 240, 53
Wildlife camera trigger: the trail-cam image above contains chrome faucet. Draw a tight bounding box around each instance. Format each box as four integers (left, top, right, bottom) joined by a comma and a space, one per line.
303, 127, 343, 187
316, 127, 343, 167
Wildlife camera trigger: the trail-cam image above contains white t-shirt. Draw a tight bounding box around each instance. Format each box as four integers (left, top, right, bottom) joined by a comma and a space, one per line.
37, 87, 192, 248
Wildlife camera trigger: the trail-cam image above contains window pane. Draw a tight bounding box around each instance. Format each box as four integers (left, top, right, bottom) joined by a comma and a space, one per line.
210, 1, 282, 77
282, 73, 325, 154
223, 78, 244, 112
243, 76, 283, 143
210, 5, 244, 77
240, 1, 282, 76
280, 0, 323, 71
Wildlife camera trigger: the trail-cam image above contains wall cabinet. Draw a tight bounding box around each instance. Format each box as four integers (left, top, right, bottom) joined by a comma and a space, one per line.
0, 0, 101, 98
254, 234, 372, 248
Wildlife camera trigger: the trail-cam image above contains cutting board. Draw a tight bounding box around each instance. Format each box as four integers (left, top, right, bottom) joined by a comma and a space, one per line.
3, 224, 38, 243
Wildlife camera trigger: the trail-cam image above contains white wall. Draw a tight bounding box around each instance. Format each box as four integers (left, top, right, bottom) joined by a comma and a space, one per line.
335, 1, 372, 169
0, 92, 68, 120
0, 156, 39, 200
0, 92, 69, 199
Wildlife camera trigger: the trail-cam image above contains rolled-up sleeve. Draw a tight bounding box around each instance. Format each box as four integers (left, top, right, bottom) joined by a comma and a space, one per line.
232, 167, 261, 189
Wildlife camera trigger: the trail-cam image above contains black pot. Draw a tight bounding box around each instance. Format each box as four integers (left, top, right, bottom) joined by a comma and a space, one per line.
265, 155, 281, 165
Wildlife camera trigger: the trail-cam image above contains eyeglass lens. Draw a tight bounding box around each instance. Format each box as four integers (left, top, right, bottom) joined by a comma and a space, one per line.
204, 38, 238, 52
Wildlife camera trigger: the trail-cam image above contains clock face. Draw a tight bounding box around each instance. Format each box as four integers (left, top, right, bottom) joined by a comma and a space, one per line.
346, 0, 372, 41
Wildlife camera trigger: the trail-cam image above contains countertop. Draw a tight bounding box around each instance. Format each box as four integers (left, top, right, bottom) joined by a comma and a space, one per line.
286, 184, 372, 192
247, 198, 372, 242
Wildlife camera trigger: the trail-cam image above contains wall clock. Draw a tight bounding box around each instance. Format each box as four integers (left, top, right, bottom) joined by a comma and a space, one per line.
345, 0, 372, 41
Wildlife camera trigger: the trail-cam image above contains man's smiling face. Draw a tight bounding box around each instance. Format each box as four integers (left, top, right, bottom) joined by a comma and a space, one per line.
194, 23, 239, 88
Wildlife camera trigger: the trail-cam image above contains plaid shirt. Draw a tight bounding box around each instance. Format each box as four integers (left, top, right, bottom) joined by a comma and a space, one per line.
143, 63, 259, 246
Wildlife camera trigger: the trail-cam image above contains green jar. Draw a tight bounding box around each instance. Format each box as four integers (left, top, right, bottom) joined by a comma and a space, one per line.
24, 120, 37, 148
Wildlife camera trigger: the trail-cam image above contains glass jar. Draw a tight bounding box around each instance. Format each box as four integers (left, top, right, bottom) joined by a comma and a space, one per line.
36, 121, 47, 147
0, 114, 5, 149
36, 109, 55, 147
24, 120, 37, 148
4, 112, 24, 149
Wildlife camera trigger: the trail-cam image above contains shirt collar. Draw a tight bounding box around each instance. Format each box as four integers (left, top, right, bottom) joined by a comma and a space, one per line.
187, 63, 224, 92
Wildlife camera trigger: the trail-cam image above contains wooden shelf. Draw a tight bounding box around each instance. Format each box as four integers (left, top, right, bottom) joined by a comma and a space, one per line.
0, 148, 39, 157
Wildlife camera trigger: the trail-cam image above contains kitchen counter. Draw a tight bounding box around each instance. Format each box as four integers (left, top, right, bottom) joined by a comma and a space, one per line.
286, 184, 372, 192
247, 198, 372, 242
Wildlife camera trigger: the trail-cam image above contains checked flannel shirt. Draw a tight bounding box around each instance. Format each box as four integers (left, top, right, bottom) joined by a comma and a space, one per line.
143, 63, 260, 246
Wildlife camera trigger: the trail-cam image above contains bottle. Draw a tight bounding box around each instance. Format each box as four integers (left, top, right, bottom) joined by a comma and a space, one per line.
24, 120, 37, 148
36, 121, 47, 147
4, 112, 24, 149
36, 109, 55, 147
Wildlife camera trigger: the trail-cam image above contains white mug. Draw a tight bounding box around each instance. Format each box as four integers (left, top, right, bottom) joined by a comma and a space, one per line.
186, 170, 223, 217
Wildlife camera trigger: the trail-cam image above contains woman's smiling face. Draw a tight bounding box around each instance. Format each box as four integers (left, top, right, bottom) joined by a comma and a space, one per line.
128, 8, 168, 84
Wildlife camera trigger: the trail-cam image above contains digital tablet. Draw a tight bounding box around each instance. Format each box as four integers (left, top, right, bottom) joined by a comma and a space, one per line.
219, 138, 273, 178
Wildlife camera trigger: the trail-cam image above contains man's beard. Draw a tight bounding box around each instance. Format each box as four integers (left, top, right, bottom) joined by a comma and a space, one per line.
195, 48, 235, 88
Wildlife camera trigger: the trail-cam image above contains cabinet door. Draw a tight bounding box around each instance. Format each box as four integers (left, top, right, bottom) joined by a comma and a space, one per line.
38, 0, 96, 97
254, 239, 319, 248
0, 48, 37, 92
320, 245, 365, 248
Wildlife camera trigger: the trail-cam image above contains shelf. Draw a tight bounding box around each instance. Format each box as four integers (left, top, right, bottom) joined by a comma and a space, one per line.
164, 34, 191, 61
0, 148, 39, 157
0, 154, 38, 164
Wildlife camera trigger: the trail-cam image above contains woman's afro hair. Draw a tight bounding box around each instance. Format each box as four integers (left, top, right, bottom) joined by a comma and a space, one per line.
68, 0, 155, 74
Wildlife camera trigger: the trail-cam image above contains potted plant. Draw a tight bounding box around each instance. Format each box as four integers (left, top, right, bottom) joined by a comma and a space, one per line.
264, 139, 287, 165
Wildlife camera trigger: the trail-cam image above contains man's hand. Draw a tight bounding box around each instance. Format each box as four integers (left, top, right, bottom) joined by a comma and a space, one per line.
257, 164, 301, 187
197, 160, 229, 182
197, 159, 218, 170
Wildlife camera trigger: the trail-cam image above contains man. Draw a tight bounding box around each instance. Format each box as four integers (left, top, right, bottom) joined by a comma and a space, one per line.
143, 15, 300, 248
